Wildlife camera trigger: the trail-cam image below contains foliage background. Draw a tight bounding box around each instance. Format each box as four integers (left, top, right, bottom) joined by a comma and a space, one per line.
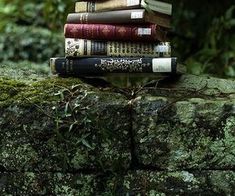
0, 0, 234, 78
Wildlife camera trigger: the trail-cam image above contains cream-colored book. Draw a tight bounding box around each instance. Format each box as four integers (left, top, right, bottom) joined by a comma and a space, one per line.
75, 0, 172, 16
65, 38, 171, 58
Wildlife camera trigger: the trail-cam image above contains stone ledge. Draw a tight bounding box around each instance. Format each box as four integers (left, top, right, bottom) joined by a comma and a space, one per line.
1, 171, 234, 195
1, 73, 235, 194
133, 75, 235, 170
0, 77, 131, 172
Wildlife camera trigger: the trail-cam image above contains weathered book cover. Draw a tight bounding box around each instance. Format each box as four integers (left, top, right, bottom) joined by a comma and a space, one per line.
67, 9, 171, 28
75, 0, 139, 13
144, 0, 172, 15
64, 24, 167, 42
50, 57, 177, 76
75, 0, 172, 16
65, 38, 171, 57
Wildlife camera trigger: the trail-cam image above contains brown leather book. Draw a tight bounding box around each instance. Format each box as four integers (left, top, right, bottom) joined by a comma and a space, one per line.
67, 9, 171, 28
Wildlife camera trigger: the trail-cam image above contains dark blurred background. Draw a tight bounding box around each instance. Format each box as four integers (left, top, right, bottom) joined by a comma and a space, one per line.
0, 0, 234, 78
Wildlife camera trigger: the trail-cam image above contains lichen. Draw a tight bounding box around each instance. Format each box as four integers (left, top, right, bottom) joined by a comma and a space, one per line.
133, 88, 235, 169
1, 70, 235, 194
0, 76, 131, 172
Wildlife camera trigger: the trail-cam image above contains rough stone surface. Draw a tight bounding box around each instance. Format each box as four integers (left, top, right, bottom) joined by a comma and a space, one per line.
107, 171, 235, 195
1, 65, 235, 194
1, 171, 234, 195
132, 75, 235, 170
0, 77, 131, 172
0, 172, 96, 195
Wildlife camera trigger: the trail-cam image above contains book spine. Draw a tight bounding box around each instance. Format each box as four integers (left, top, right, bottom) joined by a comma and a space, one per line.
67, 9, 146, 24
65, 38, 171, 57
64, 24, 162, 42
75, 0, 141, 13
50, 57, 177, 76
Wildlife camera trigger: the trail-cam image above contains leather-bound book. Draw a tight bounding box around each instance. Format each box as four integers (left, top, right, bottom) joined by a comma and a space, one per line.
75, 0, 172, 16
50, 57, 177, 76
64, 24, 167, 42
67, 9, 171, 28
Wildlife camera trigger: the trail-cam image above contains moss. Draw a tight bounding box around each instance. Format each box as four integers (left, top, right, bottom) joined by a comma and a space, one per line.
0, 77, 92, 107
173, 75, 235, 95
209, 171, 235, 195
133, 90, 235, 169
175, 101, 196, 125
0, 61, 50, 79
0, 76, 131, 172
1, 171, 234, 195
209, 116, 235, 167
1, 72, 235, 194
0, 172, 96, 195
1, 143, 38, 171
103, 171, 235, 195
0, 75, 128, 107
0, 78, 26, 102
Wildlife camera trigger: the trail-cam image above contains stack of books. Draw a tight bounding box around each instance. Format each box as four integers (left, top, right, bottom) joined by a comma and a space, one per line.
50, 0, 178, 76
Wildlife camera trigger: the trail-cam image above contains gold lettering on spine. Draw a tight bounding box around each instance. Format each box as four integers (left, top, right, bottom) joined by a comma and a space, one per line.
80, 14, 83, 24
65, 40, 171, 58
124, 42, 128, 55
85, 13, 88, 24
107, 42, 112, 55
79, 13, 89, 24
87, 40, 92, 56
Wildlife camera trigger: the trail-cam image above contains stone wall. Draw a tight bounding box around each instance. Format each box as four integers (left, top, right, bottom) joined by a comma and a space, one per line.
0, 70, 235, 195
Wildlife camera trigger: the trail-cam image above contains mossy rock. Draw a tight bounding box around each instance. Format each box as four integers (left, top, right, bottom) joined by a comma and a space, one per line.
0, 172, 96, 195
0, 76, 131, 172
132, 75, 235, 169
105, 171, 235, 195
1, 171, 234, 195
1, 62, 235, 194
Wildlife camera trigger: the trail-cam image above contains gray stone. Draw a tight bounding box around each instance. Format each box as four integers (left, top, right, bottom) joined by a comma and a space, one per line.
133, 75, 235, 169
0, 172, 96, 195
105, 171, 235, 195
1, 67, 235, 195
0, 77, 131, 172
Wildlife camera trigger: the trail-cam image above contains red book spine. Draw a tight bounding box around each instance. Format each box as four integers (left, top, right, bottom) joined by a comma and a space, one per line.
64, 24, 159, 42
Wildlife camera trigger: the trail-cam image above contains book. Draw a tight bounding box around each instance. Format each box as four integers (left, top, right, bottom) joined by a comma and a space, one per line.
143, 0, 172, 15
67, 9, 171, 28
50, 57, 177, 76
64, 24, 167, 42
75, 0, 172, 16
65, 38, 171, 57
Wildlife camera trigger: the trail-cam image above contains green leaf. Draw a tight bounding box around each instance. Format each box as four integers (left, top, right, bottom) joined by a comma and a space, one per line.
81, 139, 93, 150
